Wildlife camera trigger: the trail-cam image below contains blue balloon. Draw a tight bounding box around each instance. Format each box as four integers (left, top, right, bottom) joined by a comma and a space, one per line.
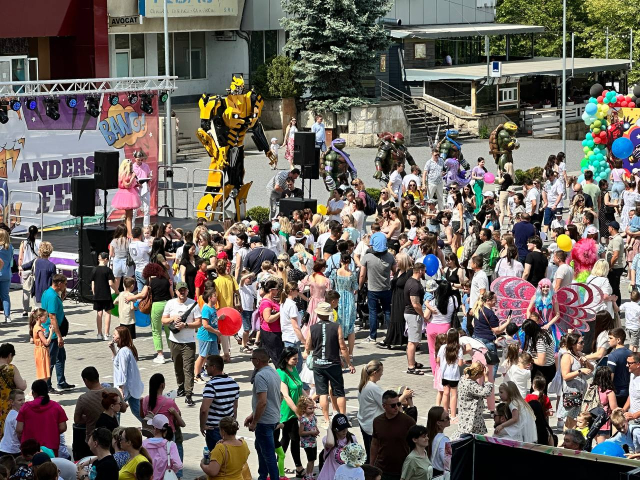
591, 441, 626, 458
577, 174, 585, 183
585, 103, 597, 115
423, 254, 439, 277
612, 137, 634, 159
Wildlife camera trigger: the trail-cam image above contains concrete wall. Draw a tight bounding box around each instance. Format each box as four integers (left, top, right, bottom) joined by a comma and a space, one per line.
344, 102, 411, 147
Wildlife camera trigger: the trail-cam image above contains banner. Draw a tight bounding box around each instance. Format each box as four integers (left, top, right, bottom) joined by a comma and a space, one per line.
0, 93, 159, 234
138, 0, 237, 17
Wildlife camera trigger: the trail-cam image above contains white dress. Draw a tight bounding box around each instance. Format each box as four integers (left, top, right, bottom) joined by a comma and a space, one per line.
502, 400, 537, 443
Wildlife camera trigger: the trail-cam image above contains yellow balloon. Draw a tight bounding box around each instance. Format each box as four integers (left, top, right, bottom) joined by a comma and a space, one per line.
457, 246, 464, 259
317, 204, 327, 215
602, 104, 610, 113
557, 234, 572, 252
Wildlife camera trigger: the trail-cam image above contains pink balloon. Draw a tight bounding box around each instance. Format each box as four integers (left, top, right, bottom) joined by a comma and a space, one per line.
484, 172, 495, 184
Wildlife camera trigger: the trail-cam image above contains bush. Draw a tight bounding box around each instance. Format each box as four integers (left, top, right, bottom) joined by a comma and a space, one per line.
478, 125, 490, 139
514, 166, 544, 185
365, 188, 381, 202
267, 56, 301, 98
251, 61, 270, 97
246, 206, 270, 224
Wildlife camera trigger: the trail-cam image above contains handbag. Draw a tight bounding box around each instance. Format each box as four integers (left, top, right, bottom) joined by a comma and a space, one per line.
138, 288, 152, 315
163, 441, 178, 480
23, 260, 35, 293
233, 290, 242, 312
479, 310, 499, 365
563, 391, 583, 409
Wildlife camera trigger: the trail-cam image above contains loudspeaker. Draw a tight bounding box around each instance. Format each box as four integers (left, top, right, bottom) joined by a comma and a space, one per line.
70, 177, 96, 217
279, 198, 318, 218
94, 150, 120, 190
78, 225, 116, 301
294, 132, 320, 179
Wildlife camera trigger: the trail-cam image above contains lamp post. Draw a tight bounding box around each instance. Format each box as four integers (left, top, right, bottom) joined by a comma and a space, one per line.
562, 0, 566, 154
164, 0, 174, 211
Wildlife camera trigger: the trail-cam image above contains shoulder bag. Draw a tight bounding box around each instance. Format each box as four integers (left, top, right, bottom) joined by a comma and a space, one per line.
169, 300, 198, 334
126, 239, 135, 267
138, 285, 153, 315
163, 441, 178, 480
479, 309, 500, 365
23, 260, 36, 293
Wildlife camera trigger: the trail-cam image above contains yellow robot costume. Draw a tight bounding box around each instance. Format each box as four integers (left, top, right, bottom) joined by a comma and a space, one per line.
196, 75, 274, 218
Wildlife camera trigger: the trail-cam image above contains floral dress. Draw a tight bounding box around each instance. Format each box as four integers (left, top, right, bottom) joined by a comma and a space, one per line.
329, 270, 358, 337
299, 414, 318, 449
0, 364, 16, 436
300, 273, 331, 336
451, 377, 493, 439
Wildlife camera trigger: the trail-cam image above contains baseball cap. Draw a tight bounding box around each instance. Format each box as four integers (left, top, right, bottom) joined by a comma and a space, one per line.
554, 209, 563, 216
608, 220, 620, 230
585, 225, 598, 235
175, 281, 188, 291
31, 452, 51, 467
147, 413, 170, 429
370, 232, 388, 253
250, 235, 262, 243
332, 413, 351, 432
216, 251, 228, 260
272, 222, 280, 231
483, 191, 495, 198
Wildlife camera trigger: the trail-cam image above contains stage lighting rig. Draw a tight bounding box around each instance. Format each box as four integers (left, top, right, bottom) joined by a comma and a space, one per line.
45, 98, 60, 121
86, 96, 100, 118
25, 98, 37, 110
128, 93, 139, 105
66, 96, 78, 109
140, 94, 154, 115
109, 94, 119, 106
9, 99, 21, 111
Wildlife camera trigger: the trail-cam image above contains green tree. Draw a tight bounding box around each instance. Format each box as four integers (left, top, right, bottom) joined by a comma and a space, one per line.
281, 0, 392, 113
267, 55, 301, 98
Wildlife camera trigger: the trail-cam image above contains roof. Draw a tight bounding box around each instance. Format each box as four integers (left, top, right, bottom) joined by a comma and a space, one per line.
388, 23, 545, 39
405, 57, 631, 82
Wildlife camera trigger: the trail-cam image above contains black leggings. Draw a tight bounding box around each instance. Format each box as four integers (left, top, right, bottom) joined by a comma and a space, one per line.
531, 363, 556, 394
275, 416, 302, 468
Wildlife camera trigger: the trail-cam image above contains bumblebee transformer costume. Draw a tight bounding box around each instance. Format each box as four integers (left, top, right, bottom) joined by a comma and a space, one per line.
373, 132, 415, 183
196, 75, 274, 217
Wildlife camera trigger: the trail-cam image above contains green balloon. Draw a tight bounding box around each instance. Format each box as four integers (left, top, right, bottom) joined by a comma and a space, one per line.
580, 158, 589, 168
110, 293, 119, 317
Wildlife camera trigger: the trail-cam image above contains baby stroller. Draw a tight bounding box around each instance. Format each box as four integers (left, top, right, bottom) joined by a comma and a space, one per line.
582, 406, 609, 452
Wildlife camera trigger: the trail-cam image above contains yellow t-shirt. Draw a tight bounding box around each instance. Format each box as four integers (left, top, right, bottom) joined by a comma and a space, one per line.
119, 454, 150, 480
332, 309, 338, 322
214, 274, 239, 308
210, 440, 251, 480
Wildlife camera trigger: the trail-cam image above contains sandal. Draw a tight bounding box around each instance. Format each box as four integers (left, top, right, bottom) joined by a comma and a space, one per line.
415, 362, 425, 370
234, 334, 242, 345
240, 347, 252, 354
407, 368, 424, 375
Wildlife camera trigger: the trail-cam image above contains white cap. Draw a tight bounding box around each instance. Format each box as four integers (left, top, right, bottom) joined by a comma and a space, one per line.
483, 191, 495, 198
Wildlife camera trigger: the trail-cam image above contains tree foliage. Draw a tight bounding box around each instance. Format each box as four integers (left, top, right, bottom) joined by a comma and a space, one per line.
267, 55, 301, 98
281, 0, 392, 113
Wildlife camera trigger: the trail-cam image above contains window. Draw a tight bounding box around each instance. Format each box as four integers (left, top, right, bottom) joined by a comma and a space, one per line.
250, 30, 279, 74
414, 43, 426, 59
157, 32, 206, 80
114, 34, 145, 78
379, 54, 387, 72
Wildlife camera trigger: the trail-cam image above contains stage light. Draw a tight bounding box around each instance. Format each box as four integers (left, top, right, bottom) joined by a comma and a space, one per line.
0, 108, 7, 125
45, 98, 60, 121
159, 91, 169, 104
128, 93, 139, 105
86, 96, 100, 118
66, 96, 77, 109
9, 100, 21, 111
26, 98, 37, 110
109, 94, 119, 106
140, 94, 153, 115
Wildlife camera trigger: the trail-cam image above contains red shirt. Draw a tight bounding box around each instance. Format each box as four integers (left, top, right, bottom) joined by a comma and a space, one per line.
17, 397, 68, 454
194, 271, 207, 296
525, 393, 552, 416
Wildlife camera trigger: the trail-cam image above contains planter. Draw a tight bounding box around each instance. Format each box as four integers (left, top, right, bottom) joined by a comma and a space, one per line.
543, 104, 552, 109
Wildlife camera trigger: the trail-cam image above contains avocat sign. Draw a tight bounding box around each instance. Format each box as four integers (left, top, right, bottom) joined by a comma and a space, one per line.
110, 16, 140, 27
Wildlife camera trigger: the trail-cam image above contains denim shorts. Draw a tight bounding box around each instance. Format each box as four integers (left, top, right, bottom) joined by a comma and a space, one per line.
242, 310, 253, 332
198, 340, 219, 357
113, 257, 128, 278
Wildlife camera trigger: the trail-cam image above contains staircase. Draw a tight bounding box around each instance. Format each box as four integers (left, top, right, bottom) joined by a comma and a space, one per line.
176, 133, 205, 162
379, 80, 475, 145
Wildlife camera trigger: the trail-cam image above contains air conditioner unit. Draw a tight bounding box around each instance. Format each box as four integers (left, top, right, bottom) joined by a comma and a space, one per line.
215, 30, 237, 41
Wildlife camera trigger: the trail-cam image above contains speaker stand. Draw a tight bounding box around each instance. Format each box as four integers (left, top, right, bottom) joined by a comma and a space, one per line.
157, 204, 174, 217
102, 190, 108, 230
301, 176, 312, 198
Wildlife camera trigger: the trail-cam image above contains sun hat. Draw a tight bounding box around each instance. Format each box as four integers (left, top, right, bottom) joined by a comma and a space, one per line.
340, 443, 367, 467
424, 279, 438, 292
315, 302, 333, 317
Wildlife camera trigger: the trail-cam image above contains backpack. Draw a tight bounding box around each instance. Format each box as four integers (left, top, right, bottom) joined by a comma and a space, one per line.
363, 191, 377, 216
581, 384, 603, 412
488, 244, 500, 269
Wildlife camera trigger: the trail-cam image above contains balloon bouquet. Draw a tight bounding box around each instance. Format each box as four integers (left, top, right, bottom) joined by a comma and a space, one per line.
579, 83, 638, 183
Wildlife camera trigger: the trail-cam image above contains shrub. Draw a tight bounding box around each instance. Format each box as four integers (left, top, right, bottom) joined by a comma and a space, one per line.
478, 125, 490, 139
246, 206, 270, 224
514, 166, 544, 185
267, 56, 301, 98
251, 61, 270, 97
365, 188, 381, 202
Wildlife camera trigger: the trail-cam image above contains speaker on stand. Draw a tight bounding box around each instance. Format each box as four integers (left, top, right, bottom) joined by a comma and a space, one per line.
94, 150, 120, 228
294, 132, 320, 197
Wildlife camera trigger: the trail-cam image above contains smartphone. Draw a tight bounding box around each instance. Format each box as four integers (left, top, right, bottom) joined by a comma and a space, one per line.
397, 385, 406, 396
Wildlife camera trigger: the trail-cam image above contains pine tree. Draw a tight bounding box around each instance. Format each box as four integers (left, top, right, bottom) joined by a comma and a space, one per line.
281, 0, 392, 113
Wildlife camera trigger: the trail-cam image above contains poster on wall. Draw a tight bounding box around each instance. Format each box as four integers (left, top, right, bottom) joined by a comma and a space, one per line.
0, 93, 159, 234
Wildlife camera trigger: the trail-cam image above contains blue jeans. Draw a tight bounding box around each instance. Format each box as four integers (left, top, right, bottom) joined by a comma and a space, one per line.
205, 427, 222, 450
134, 271, 146, 293
47, 341, 67, 388
255, 423, 279, 480
0, 280, 10, 317
176, 441, 184, 478
125, 396, 141, 421
474, 336, 499, 377
241, 310, 253, 332
367, 289, 391, 340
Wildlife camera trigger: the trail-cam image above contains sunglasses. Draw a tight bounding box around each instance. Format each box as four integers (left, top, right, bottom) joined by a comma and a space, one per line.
628, 361, 638, 366
386, 402, 402, 408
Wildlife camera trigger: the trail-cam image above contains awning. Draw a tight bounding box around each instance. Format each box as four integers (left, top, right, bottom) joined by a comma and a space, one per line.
405, 57, 631, 82
388, 23, 545, 39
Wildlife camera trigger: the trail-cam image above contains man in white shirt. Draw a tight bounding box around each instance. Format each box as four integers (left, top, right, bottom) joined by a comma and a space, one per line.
553, 250, 574, 290
524, 179, 540, 222
129, 226, 151, 292
542, 170, 565, 233
162, 281, 202, 406
469, 256, 488, 309
327, 189, 345, 223
388, 162, 404, 201
624, 353, 640, 423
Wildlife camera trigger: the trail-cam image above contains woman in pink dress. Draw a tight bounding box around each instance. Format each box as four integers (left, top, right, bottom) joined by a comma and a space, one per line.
300, 260, 331, 336
283, 117, 298, 170
112, 159, 142, 238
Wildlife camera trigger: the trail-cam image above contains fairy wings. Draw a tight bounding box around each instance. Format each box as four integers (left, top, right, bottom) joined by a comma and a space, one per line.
491, 276, 604, 332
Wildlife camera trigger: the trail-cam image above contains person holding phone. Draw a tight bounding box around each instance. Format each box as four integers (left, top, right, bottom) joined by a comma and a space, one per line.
132, 151, 152, 229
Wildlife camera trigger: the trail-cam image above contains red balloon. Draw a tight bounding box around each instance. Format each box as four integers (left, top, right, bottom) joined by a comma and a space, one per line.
602, 90, 609, 96
627, 96, 633, 102
599, 131, 607, 138
217, 307, 243, 335
597, 96, 604, 103
622, 101, 628, 107
617, 94, 624, 100
594, 137, 602, 144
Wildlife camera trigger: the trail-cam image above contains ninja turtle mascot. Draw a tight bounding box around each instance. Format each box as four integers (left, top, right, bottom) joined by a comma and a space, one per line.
489, 122, 520, 174
373, 132, 416, 183
437, 129, 470, 170
322, 138, 357, 193
196, 75, 275, 219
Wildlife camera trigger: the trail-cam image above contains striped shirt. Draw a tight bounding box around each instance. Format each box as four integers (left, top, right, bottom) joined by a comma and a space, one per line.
266, 171, 290, 191
202, 375, 240, 428
423, 158, 444, 184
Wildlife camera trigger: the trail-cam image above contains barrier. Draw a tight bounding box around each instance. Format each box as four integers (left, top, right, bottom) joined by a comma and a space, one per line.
191, 168, 228, 222
8, 190, 44, 241
157, 165, 189, 218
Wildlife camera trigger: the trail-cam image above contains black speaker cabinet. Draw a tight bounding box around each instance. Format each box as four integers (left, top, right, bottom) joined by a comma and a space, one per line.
78, 225, 116, 301
294, 132, 320, 179
94, 150, 120, 190
70, 177, 96, 217
279, 198, 318, 218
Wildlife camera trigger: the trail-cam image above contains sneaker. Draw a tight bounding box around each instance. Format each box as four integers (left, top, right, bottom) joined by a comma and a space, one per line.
103, 334, 111, 341
96, 333, 103, 340
365, 336, 376, 343
153, 355, 166, 364
22, 312, 28, 317
176, 385, 186, 397
48, 387, 58, 394
57, 383, 75, 390
4, 317, 10, 324
185, 395, 195, 406
195, 375, 206, 385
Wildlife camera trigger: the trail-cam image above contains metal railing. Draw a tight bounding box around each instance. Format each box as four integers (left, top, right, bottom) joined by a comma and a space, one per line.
379, 80, 433, 146
157, 165, 189, 218
190, 168, 227, 221
8, 190, 44, 241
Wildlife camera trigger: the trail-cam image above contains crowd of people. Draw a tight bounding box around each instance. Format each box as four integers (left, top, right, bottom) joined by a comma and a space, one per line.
2, 144, 640, 480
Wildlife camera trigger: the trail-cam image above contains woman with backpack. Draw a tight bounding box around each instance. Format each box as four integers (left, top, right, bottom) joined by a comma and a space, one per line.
583, 366, 618, 444
142, 414, 182, 480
